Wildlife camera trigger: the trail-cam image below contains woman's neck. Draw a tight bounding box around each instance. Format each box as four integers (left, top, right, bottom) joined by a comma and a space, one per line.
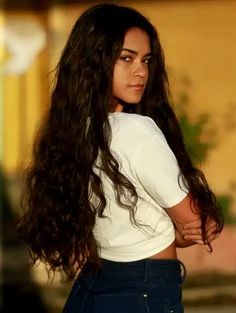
114, 103, 123, 112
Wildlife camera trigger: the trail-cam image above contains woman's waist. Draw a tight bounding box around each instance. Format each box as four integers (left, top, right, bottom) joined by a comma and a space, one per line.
148, 241, 177, 260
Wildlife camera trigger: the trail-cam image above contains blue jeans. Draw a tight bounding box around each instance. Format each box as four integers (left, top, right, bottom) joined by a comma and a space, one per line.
62, 258, 186, 313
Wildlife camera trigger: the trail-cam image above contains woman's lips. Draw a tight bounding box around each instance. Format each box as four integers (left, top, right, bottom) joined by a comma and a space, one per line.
128, 84, 145, 91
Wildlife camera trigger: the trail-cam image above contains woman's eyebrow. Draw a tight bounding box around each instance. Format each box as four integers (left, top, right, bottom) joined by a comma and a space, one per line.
122, 48, 151, 57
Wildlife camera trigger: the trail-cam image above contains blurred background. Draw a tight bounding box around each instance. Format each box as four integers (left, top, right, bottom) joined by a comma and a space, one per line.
0, 0, 236, 312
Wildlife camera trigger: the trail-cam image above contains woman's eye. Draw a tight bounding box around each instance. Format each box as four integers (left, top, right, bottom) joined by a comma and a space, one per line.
143, 58, 150, 64
120, 56, 132, 62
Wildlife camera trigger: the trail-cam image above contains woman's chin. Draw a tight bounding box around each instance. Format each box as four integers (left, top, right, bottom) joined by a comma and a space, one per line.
124, 98, 141, 105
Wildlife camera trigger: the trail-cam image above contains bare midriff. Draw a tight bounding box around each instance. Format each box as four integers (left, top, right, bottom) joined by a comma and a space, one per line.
148, 241, 177, 260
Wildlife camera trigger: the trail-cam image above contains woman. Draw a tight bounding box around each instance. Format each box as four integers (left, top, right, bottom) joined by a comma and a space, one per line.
17, 3, 224, 313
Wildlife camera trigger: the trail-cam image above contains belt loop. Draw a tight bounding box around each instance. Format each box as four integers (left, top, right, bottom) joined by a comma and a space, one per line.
144, 259, 148, 282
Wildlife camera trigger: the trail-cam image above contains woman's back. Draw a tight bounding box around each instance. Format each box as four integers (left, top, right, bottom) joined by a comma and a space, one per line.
93, 112, 187, 261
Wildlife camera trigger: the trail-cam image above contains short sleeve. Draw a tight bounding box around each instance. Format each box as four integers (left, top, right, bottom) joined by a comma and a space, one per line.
132, 128, 188, 208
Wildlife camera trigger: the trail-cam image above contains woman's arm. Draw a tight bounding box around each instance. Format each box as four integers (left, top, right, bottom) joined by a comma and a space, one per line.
129, 119, 221, 246
165, 194, 219, 246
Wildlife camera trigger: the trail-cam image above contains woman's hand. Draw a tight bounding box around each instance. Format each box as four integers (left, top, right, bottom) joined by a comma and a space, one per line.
180, 218, 220, 245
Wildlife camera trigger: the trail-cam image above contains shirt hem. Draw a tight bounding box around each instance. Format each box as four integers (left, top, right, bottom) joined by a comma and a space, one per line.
99, 235, 175, 262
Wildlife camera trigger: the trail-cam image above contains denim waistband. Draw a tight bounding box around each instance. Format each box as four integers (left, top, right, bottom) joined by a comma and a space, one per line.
89, 258, 186, 282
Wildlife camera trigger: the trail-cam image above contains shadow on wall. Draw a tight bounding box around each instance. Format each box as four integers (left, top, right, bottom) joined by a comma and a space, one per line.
0, 166, 49, 313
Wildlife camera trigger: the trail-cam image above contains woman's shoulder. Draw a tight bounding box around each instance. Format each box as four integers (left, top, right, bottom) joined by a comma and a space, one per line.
109, 112, 162, 138
108, 112, 166, 156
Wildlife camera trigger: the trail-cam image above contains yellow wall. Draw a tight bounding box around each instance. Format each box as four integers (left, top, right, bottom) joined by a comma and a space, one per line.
2, 12, 49, 174
2, 1, 236, 204
0, 11, 4, 164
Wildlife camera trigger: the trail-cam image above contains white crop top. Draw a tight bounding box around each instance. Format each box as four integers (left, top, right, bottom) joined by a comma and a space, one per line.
92, 112, 188, 261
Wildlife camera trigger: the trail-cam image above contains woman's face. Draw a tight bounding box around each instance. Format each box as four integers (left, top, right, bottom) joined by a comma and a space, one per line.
112, 27, 151, 111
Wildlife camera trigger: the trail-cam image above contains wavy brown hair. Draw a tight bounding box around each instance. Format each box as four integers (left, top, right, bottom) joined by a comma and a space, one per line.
17, 3, 224, 281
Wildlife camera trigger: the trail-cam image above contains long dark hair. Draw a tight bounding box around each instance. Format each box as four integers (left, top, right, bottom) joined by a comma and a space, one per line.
17, 3, 224, 281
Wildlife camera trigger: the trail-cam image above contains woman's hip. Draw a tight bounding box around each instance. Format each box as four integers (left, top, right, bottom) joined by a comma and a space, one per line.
62, 258, 186, 313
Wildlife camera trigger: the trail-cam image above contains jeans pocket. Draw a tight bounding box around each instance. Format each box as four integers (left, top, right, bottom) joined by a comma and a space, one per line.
94, 293, 150, 313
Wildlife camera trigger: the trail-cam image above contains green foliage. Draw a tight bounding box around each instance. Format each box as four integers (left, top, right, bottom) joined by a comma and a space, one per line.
176, 93, 215, 165
217, 195, 236, 224
176, 92, 235, 224
178, 114, 214, 165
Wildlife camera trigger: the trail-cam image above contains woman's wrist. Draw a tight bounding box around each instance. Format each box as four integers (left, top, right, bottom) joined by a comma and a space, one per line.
174, 228, 196, 248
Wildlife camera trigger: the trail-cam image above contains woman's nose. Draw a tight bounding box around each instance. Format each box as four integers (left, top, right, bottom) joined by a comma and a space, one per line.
133, 61, 147, 78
